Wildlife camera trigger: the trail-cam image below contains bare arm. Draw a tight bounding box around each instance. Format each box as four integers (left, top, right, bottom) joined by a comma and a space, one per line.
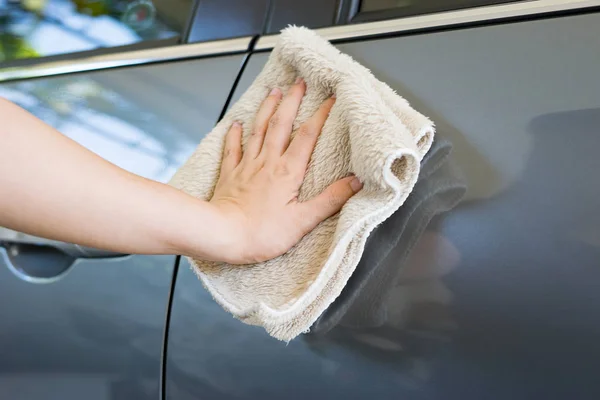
0, 80, 361, 264
0, 96, 233, 260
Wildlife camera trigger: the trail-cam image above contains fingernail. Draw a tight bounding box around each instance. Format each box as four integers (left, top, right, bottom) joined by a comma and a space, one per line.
269, 87, 281, 96
331, 93, 336, 99
232, 121, 242, 128
295, 77, 304, 84
350, 176, 363, 192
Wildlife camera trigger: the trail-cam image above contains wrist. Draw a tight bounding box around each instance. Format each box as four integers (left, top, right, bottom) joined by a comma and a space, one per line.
168, 198, 245, 264
205, 200, 251, 264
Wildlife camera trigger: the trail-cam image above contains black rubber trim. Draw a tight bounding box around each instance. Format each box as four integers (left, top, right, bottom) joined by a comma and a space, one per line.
159, 255, 181, 400
217, 44, 258, 121
158, 35, 259, 400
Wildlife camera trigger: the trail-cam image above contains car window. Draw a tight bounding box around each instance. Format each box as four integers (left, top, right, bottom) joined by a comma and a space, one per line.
353, 0, 522, 22
0, 0, 194, 63
0, 73, 195, 181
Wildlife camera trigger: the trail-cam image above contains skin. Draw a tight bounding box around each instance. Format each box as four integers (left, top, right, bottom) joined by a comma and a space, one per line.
0, 78, 362, 264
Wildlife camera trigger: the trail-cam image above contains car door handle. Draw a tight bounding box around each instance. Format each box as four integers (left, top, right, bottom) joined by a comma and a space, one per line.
0, 228, 125, 258
0, 227, 127, 282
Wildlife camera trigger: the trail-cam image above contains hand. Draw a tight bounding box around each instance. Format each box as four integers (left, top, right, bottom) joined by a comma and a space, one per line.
210, 79, 362, 264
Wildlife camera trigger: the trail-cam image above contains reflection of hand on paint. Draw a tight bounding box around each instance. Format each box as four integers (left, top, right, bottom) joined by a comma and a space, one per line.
385, 231, 461, 332
397, 231, 461, 284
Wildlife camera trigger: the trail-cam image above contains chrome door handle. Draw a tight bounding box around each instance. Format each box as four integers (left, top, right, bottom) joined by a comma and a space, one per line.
0, 228, 125, 258
0, 227, 127, 282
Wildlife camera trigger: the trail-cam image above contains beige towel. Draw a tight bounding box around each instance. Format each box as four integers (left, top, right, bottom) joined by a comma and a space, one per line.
169, 26, 434, 341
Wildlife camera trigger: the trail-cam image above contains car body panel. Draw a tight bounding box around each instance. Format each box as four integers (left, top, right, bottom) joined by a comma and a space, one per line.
165, 12, 600, 399
0, 54, 246, 400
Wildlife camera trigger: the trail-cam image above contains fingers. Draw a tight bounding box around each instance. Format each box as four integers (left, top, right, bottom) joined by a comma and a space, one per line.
220, 122, 243, 176
262, 78, 306, 157
245, 88, 282, 160
284, 96, 335, 173
298, 176, 363, 232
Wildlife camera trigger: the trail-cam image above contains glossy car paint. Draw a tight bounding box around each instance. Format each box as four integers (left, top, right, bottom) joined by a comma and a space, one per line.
0, 54, 246, 399
165, 12, 600, 399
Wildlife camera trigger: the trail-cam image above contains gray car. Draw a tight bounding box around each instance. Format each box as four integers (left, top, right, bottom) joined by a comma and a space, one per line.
1, 0, 600, 399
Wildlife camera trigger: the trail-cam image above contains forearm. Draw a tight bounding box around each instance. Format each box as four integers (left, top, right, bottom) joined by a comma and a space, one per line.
0, 98, 232, 259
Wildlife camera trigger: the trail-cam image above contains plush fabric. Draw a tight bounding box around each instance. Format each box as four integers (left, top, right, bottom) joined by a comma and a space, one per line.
169, 26, 434, 341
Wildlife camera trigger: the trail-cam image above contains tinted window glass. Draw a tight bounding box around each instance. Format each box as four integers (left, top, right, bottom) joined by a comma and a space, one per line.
357, 0, 521, 20
0, 74, 195, 181
0, 0, 194, 63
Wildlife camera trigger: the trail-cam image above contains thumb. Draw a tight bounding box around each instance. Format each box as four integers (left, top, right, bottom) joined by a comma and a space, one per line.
299, 175, 363, 232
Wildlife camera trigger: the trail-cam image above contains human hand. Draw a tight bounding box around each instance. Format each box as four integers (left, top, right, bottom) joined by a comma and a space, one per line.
210, 78, 362, 264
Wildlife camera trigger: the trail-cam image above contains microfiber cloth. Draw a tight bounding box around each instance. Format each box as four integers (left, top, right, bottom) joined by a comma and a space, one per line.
169, 26, 434, 341
309, 138, 467, 335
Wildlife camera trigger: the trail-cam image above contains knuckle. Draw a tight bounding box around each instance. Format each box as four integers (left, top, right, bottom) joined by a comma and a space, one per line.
268, 113, 281, 129
327, 194, 342, 209
274, 162, 291, 177
297, 124, 314, 138
251, 121, 266, 136
251, 127, 263, 137
225, 148, 238, 158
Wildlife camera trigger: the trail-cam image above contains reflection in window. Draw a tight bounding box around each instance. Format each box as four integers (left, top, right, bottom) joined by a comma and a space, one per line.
360, 0, 412, 12
0, 0, 191, 62
359, 0, 518, 14
0, 78, 194, 182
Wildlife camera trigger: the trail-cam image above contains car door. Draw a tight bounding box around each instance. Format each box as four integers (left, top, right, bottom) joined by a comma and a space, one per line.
164, 9, 600, 400
0, 40, 251, 399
